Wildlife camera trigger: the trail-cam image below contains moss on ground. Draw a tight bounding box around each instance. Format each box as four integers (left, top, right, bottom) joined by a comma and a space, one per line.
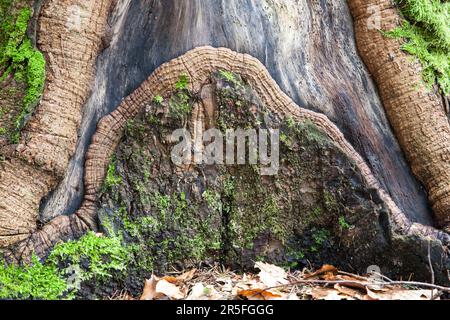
0, 255, 67, 300
385, 0, 450, 95
0, 232, 130, 300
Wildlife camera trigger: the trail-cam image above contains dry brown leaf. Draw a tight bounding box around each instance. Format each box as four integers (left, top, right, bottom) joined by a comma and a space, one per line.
334, 275, 370, 290
187, 283, 222, 300
366, 288, 437, 300
177, 269, 197, 282
156, 279, 185, 300
334, 284, 373, 300
140, 275, 163, 300
255, 262, 289, 287
238, 289, 282, 300
162, 276, 178, 284
308, 287, 355, 300
305, 265, 338, 279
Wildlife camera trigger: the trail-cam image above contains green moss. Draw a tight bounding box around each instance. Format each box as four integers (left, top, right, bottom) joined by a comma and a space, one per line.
175, 73, 189, 90
324, 191, 338, 211
153, 95, 163, 104
310, 228, 330, 253
385, 0, 450, 94
202, 190, 222, 213
218, 70, 243, 87
0, 1, 46, 143
48, 232, 130, 281
0, 255, 67, 300
104, 189, 223, 272
338, 216, 352, 230
169, 91, 192, 119
0, 230, 133, 300
104, 156, 122, 189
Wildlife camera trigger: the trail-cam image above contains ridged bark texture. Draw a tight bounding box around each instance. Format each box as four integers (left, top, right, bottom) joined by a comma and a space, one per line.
347, 0, 450, 230
0, 0, 112, 254
71, 47, 448, 263
4, 46, 450, 263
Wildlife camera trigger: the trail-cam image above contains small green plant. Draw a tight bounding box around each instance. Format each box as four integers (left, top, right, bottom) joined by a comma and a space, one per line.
105, 156, 122, 188
153, 95, 163, 104
152, 192, 171, 219
202, 190, 222, 213
285, 116, 296, 129
219, 70, 235, 82
218, 69, 243, 87
175, 73, 189, 90
311, 228, 330, 253
169, 91, 192, 118
338, 216, 352, 230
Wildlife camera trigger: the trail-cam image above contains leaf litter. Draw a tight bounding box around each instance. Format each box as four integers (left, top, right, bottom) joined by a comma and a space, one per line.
108, 263, 448, 301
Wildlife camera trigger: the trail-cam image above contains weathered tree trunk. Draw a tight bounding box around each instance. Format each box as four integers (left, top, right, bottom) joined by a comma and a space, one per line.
0, 0, 449, 288
347, 0, 450, 231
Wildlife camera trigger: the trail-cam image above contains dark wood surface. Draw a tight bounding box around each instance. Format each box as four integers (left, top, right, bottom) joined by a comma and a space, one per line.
40, 0, 432, 226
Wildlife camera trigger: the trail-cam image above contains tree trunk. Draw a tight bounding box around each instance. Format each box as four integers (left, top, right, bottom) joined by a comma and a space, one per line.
0, 0, 449, 293
347, 0, 450, 231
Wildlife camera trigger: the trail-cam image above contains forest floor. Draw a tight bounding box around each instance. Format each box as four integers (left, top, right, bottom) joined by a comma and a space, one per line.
109, 263, 449, 301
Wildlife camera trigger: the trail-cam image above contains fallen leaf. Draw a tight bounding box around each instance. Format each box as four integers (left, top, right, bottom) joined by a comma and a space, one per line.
238, 289, 282, 300
286, 293, 300, 300
366, 288, 437, 300
255, 262, 289, 287
140, 275, 163, 300
187, 283, 222, 300
334, 284, 372, 300
305, 265, 338, 279
187, 283, 207, 300
177, 269, 197, 282
156, 279, 185, 300
308, 287, 355, 300
216, 277, 233, 292
162, 276, 178, 284
334, 275, 369, 290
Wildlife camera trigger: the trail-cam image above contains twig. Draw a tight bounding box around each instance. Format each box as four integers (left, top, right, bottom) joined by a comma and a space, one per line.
428, 240, 436, 300
261, 279, 450, 293
370, 272, 394, 283
428, 240, 435, 285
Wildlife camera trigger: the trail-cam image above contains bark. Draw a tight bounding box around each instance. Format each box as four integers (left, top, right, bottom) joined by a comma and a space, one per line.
347, 0, 450, 230
41, 0, 433, 226
0, 0, 448, 284
0, 0, 112, 252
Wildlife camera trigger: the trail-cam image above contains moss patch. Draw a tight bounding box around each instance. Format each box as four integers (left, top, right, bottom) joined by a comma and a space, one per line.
385, 0, 450, 94
0, 255, 67, 300
0, 0, 46, 143
0, 232, 130, 300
